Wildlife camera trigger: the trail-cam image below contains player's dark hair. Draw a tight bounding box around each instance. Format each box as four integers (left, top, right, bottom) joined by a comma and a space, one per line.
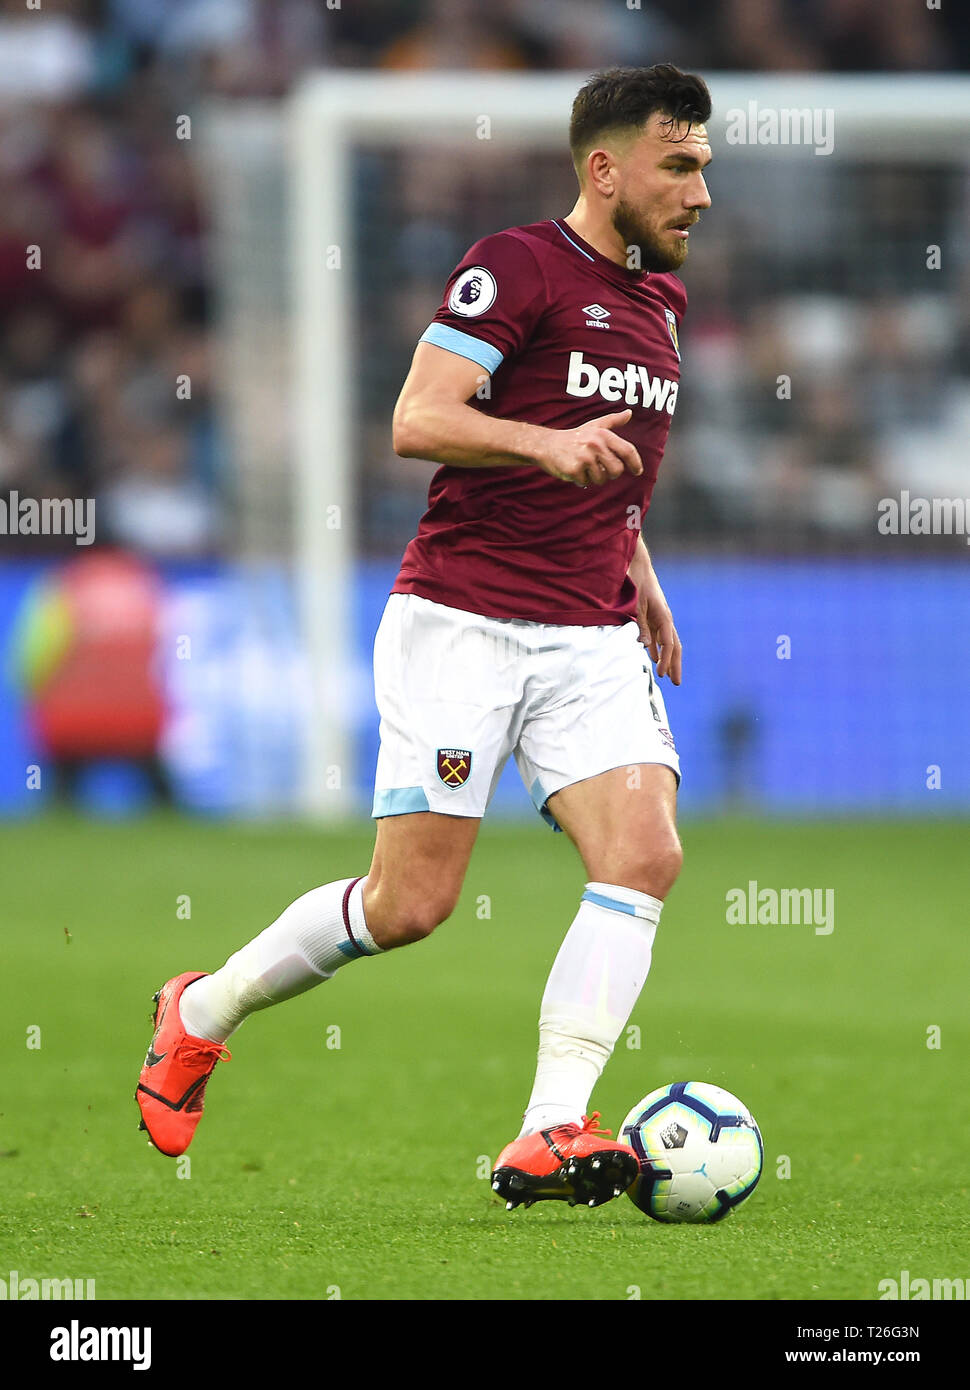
569, 64, 712, 171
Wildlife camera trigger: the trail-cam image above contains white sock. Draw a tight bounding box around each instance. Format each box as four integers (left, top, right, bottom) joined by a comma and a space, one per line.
519, 882, 662, 1136
179, 876, 380, 1043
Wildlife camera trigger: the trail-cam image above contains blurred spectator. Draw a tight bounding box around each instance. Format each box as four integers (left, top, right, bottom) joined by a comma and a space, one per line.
0, 0, 94, 103
378, 0, 530, 70
0, 0, 968, 570
8, 546, 168, 802
0, 13, 223, 560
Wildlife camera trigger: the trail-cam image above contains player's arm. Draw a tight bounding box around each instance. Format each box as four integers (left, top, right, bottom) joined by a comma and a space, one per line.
392, 342, 642, 488
629, 533, 682, 684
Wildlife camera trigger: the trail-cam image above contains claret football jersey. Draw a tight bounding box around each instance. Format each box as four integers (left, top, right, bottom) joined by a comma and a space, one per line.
391, 218, 686, 625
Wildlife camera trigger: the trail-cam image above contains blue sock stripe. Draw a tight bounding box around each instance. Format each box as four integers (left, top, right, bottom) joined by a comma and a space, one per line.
336, 938, 368, 959
581, 888, 652, 920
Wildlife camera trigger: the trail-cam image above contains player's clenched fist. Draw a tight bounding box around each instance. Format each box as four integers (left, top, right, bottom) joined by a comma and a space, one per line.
537, 408, 643, 487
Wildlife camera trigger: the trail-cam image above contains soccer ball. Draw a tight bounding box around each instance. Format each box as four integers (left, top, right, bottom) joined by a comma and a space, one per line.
618, 1081, 763, 1224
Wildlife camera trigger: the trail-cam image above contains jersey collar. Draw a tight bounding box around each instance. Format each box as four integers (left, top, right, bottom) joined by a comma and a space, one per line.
550, 218, 651, 286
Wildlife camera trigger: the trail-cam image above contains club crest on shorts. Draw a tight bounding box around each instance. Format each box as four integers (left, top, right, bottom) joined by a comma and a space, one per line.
664, 307, 681, 360
437, 748, 472, 788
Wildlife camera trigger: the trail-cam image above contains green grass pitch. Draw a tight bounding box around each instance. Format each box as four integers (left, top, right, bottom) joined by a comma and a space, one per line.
1, 811, 967, 1301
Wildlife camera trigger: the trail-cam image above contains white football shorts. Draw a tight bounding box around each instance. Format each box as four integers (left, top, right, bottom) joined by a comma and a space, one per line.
371, 593, 680, 830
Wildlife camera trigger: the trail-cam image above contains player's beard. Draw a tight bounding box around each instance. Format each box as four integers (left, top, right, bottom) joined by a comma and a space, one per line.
612, 197, 688, 273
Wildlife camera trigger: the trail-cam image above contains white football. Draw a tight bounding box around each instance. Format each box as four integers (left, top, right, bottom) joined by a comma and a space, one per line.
618, 1081, 763, 1223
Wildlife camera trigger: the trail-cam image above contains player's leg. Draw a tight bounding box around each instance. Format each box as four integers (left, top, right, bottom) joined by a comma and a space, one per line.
363, 811, 481, 947
136, 810, 480, 1156
176, 809, 478, 1042
136, 593, 509, 1156
518, 762, 679, 1129
490, 767, 678, 1208
492, 623, 680, 1207
546, 762, 681, 898
179, 808, 481, 1041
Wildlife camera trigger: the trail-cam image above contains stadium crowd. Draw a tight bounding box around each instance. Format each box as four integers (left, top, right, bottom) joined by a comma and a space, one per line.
0, 0, 968, 558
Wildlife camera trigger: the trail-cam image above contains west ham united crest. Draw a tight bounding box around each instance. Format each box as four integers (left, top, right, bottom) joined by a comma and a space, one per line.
664, 307, 681, 360
437, 748, 472, 788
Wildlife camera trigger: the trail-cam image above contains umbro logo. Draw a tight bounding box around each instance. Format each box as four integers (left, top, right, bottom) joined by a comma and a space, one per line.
583, 303, 611, 329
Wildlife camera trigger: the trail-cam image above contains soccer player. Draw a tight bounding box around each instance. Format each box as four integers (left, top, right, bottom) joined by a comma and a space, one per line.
136, 64, 713, 1212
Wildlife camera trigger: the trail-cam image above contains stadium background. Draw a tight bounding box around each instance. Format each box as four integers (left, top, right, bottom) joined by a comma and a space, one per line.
1, 0, 968, 820
2, 0, 970, 1312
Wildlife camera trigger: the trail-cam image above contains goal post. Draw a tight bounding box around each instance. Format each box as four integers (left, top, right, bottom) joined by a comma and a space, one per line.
289, 85, 356, 819
287, 73, 581, 818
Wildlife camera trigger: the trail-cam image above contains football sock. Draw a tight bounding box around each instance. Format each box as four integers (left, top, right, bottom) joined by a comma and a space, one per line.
179, 876, 380, 1043
519, 882, 662, 1136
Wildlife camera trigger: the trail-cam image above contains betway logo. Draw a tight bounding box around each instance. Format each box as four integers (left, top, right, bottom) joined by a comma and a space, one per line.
566, 351, 679, 415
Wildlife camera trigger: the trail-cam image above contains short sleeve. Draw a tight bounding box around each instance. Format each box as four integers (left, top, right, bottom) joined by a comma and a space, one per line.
419, 230, 547, 374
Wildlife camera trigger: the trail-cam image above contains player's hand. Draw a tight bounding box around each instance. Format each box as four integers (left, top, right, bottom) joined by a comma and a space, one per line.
537, 408, 642, 487
631, 559, 682, 685
642, 598, 682, 685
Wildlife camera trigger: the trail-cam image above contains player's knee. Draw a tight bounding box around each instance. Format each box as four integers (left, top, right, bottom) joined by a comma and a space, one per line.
645, 833, 683, 898
657, 837, 684, 896
614, 832, 683, 901
365, 889, 456, 949
393, 904, 446, 945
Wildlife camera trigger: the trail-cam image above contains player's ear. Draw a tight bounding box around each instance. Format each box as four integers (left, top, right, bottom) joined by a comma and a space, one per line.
585, 148, 616, 199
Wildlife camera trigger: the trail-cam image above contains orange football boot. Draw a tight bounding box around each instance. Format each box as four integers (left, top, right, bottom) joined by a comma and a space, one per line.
135, 972, 230, 1156
491, 1112, 639, 1210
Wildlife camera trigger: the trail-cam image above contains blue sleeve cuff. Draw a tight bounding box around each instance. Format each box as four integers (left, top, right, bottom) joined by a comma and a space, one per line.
419, 323, 504, 374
